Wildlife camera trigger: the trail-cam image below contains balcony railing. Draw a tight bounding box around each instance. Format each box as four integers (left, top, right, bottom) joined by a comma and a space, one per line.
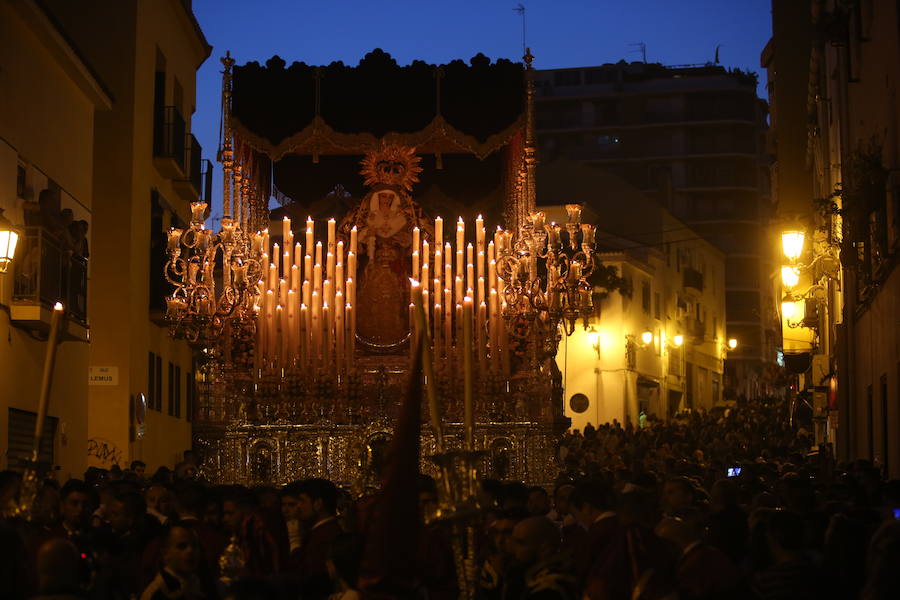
685, 316, 706, 341
154, 106, 186, 178
12, 227, 88, 325
683, 267, 704, 292
186, 134, 202, 192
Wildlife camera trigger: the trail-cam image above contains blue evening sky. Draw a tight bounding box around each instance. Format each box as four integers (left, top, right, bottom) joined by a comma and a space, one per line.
191, 0, 772, 221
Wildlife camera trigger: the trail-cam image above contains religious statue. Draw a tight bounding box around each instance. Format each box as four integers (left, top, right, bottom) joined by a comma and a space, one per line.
338, 144, 432, 350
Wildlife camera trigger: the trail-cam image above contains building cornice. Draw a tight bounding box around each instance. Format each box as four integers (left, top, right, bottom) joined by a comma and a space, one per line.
14, 0, 113, 109
171, 0, 212, 68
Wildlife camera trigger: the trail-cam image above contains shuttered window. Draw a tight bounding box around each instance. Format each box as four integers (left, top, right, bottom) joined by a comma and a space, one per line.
7, 408, 56, 470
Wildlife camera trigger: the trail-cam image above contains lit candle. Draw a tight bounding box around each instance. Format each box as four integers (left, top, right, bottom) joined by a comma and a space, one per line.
282, 216, 291, 243
304, 254, 312, 286
300, 303, 309, 368
326, 252, 335, 292
336, 261, 344, 299
350, 225, 358, 256
421, 263, 430, 309
276, 305, 285, 366
294, 242, 302, 268
324, 279, 333, 314
434, 249, 443, 292
306, 217, 314, 256
285, 231, 294, 269
314, 262, 323, 297
466, 262, 474, 298
290, 265, 300, 298
287, 289, 297, 361
489, 288, 499, 371
335, 291, 344, 375
262, 229, 270, 258
412, 250, 419, 282
273, 243, 281, 278
477, 251, 485, 306
322, 302, 331, 372
311, 290, 321, 364
265, 290, 276, 361
315, 241, 323, 271
455, 276, 464, 310
327, 218, 336, 254
435, 216, 443, 250
422, 240, 430, 295
411, 281, 444, 451
413, 227, 421, 255
434, 303, 442, 359
456, 218, 465, 256
444, 288, 452, 357
463, 296, 474, 450
346, 301, 354, 369
34, 302, 64, 458
478, 300, 487, 372
283, 251, 290, 282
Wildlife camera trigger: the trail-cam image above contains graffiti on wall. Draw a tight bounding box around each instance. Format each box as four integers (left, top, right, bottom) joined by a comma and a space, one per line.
87, 437, 122, 468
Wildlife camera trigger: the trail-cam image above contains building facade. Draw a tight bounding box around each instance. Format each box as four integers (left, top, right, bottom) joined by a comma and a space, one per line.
0, 0, 210, 475
535, 63, 776, 403
539, 162, 727, 431
765, 0, 900, 476
42, 0, 211, 472
0, 0, 111, 478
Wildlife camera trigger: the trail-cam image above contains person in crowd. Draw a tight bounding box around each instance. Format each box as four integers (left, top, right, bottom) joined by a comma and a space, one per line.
141, 523, 214, 600
281, 482, 304, 554
326, 533, 363, 600
33, 538, 83, 600
656, 507, 744, 599
146, 483, 175, 525
660, 477, 696, 515
289, 478, 343, 599
509, 516, 578, 600
569, 479, 621, 581
527, 486, 551, 517
221, 486, 281, 578
131, 461, 147, 479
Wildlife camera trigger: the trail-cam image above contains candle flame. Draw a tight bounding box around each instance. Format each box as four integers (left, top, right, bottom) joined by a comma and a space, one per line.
53, 302, 64, 311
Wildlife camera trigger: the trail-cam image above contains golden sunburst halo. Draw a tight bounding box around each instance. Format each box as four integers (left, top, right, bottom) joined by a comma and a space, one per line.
359, 143, 423, 192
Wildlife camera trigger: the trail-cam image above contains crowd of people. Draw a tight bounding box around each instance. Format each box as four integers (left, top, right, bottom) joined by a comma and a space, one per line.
1, 397, 899, 600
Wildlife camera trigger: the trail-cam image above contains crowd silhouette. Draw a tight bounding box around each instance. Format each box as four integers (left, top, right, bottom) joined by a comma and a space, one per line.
1, 397, 899, 599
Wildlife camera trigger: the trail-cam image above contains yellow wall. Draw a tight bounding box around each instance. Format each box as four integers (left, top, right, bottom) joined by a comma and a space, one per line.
555, 227, 726, 431
0, 1, 109, 479
42, 0, 208, 471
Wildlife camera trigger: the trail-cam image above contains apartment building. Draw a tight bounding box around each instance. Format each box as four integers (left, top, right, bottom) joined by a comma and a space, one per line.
535, 62, 776, 403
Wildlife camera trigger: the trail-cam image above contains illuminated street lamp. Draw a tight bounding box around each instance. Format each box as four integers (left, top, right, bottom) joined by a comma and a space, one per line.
781, 299, 804, 326
0, 208, 20, 274
673, 334, 684, 347
641, 330, 654, 346
781, 265, 800, 289
727, 337, 738, 350
781, 229, 806, 262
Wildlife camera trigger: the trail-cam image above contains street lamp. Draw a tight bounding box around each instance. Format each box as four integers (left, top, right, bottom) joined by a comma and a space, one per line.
781, 265, 800, 289
641, 330, 654, 346
673, 334, 684, 347
727, 337, 738, 350
0, 208, 19, 274
781, 229, 806, 262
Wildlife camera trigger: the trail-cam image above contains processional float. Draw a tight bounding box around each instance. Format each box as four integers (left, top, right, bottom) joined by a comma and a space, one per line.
163, 50, 605, 493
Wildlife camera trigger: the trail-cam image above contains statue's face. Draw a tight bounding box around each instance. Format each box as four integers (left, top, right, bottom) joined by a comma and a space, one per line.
377, 191, 396, 211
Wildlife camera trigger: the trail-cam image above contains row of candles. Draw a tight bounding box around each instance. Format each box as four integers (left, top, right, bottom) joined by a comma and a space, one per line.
254, 215, 518, 378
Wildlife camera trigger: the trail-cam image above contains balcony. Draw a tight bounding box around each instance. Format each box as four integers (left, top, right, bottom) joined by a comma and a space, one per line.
685, 316, 706, 342
683, 267, 704, 292
172, 134, 205, 202
11, 227, 89, 341
153, 105, 186, 178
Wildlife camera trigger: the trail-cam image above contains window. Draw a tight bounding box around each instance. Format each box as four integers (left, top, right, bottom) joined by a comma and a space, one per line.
155, 354, 163, 410
553, 70, 581, 86
867, 384, 874, 459
148, 352, 164, 411
642, 281, 651, 314
7, 408, 56, 470
148, 352, 156, 410
186, 370, 194, 422
654, 292, 661, 320
168, 362, 174, 416
174, 365, 182, 418
16, 164, 26, 198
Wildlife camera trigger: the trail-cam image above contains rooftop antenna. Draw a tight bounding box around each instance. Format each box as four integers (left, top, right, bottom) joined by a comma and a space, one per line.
513, 4, 526, 55
628, 42, 647, 63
